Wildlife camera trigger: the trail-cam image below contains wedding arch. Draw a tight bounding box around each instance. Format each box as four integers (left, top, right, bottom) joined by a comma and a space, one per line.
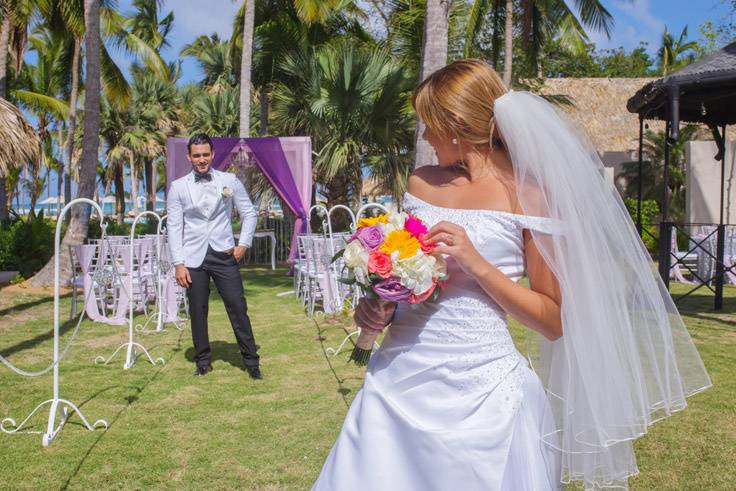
165, 136, 312, 266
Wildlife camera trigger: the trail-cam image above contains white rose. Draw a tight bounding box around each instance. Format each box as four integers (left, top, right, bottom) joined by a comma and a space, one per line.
394, 252, 436, 294
432, 255, 448, 279
378, 221, 397, 235
388, 211, 407, 230
343, 240, 369, 281
222, 186, 234, 198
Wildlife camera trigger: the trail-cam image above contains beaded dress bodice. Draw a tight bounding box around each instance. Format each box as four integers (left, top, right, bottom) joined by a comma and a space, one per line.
369, 192, 561, 418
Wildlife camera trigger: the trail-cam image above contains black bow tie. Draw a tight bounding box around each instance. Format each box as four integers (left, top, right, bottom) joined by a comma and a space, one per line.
194, 172, 212, 183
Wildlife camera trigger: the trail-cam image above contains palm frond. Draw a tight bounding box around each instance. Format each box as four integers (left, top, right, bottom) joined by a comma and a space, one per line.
12, 89, 69, 119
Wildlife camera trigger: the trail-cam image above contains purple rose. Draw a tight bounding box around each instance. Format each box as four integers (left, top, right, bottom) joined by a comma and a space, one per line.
373, 277, 412, 303
351, 225, 384, 251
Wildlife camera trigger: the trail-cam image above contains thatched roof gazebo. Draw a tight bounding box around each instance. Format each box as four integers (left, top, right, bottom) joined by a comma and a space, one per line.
627, 42, 736, 309
0, 97, 40, 219
0, 97, 40, 177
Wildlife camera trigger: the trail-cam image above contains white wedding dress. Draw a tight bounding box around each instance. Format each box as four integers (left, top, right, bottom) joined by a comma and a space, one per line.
313, 192, 564, 491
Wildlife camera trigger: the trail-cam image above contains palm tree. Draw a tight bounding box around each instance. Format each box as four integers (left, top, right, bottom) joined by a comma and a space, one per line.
184, 83, 241, 136
123, 0, 173, 52
619, 125, 700, 222
75, 0, 101, 230
39, 0, 162, 212
271, 42, 414, 208
465, 0, 624, 85
30, 0, 101, 286
123, 0, 177, 211
228, 0, 369, 137
413, 0, 450, 168
181, 34, 238, 91
239, 0, 254, 138
0, 0, 36, 219
12, 26, 70, 218
502, 0, 512, 84
0, 4, 12, 219
658, 26, 697, 75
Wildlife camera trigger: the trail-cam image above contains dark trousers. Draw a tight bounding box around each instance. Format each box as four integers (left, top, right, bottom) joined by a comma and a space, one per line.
186, 246, 259, 369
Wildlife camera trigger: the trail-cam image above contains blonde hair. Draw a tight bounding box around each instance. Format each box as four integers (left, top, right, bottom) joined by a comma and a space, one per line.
412, 59, 507, 151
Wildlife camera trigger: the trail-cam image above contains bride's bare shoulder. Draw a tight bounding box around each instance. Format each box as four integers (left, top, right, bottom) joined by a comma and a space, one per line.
407, 166, 447, 198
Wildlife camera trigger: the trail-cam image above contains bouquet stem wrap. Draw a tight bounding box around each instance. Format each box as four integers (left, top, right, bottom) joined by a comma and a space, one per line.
349, 327, 382, 366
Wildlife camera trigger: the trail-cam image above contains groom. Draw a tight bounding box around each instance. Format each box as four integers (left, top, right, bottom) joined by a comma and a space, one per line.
167, 133, 262, 379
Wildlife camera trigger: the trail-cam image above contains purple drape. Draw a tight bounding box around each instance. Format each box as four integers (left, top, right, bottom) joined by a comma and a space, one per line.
165, 137, 311, 270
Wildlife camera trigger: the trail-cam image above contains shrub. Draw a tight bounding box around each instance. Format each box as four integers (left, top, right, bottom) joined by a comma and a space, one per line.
87, 218, 159, 239
0, 212, 54, 277
624, 197, 660, 254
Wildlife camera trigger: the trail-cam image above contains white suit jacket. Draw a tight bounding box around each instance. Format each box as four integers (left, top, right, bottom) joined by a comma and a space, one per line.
167, 169, 257, 268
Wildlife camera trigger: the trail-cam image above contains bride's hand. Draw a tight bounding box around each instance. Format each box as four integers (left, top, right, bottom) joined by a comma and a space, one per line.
424, 221, 487, 277
354, 297, 397, 332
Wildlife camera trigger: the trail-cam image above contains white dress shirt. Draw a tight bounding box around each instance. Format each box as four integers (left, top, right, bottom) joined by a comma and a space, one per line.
196, 175, 219, 217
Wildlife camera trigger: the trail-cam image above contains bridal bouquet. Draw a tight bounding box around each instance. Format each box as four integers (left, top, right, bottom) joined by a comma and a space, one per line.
333, 211, 448, 365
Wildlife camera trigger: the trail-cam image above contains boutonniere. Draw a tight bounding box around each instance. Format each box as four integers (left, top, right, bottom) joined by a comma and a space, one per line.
222, 186, 233, 198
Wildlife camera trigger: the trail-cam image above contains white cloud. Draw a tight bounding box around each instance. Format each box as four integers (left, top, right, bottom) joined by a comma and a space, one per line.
605, 0, 666, 52
165, 0, 241, 49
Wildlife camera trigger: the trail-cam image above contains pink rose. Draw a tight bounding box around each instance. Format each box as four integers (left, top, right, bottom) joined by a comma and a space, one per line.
408, 280, 437, 304
404, 214, 428, 238
351, 225, 384, 251
368, 251, 393, 278
419, 237, 435, 254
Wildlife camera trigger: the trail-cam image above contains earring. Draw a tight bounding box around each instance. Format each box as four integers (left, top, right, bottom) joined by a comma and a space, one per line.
451, 138, 458, 145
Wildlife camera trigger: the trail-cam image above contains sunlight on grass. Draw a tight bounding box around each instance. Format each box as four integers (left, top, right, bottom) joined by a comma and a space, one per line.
0, 269, 733, 489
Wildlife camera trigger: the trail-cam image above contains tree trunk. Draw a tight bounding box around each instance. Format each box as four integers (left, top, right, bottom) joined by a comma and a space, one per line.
259, 85, 268, 136
46, 163, 51, 197
502, 0, 513, 87
20, 166, 26, 213
144, 159, 153, 212
114, 164, 124, 224
0, 13, 12, 220
103, 171, 111, 197
130, 153, 139, 214
30, 0, 101, 286
29, 125, 44, 221
57, 125, 63, 217
239, 0, 255, 138
151, 159, 157, 211
65, 37, 80, 208
413, 0, 450, 169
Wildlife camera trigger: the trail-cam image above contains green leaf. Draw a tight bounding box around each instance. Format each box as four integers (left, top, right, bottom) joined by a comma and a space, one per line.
12, 90, 69, 119
331, 248, 345, 263
337, 275, 356, 285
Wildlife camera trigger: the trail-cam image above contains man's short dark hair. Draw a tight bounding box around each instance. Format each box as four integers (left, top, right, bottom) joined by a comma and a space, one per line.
187, 133, 213, 153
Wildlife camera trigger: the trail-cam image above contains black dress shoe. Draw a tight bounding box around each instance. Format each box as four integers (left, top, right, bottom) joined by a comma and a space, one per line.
246, 366, 263, 380
194, 364, 213, 376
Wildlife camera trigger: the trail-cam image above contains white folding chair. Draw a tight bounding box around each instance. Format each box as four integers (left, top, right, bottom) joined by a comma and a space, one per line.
670, 230, 697, 284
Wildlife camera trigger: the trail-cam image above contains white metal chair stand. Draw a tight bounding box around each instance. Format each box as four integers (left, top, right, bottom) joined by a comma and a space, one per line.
0, 198, 109, 446
324, 203, 388, 357
95, 212, 165, 369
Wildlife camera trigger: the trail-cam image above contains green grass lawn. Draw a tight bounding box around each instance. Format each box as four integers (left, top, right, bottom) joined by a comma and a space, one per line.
0, 268, 733, 490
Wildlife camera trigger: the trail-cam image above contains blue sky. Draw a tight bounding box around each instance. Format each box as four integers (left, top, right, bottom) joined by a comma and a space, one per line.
112, 0, 734, 85
588, 0, 734, 51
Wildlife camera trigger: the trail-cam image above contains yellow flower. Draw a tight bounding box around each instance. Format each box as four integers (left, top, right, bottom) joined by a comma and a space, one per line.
357, 215, 389, 228
380, 230, 421, 260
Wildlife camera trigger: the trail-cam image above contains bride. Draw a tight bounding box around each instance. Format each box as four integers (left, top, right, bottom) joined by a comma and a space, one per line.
312, 59, 711, 490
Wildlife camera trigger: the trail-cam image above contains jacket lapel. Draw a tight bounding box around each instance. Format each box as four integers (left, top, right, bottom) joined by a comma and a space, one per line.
184, 172, 197, 210
210, 170, 224, 218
